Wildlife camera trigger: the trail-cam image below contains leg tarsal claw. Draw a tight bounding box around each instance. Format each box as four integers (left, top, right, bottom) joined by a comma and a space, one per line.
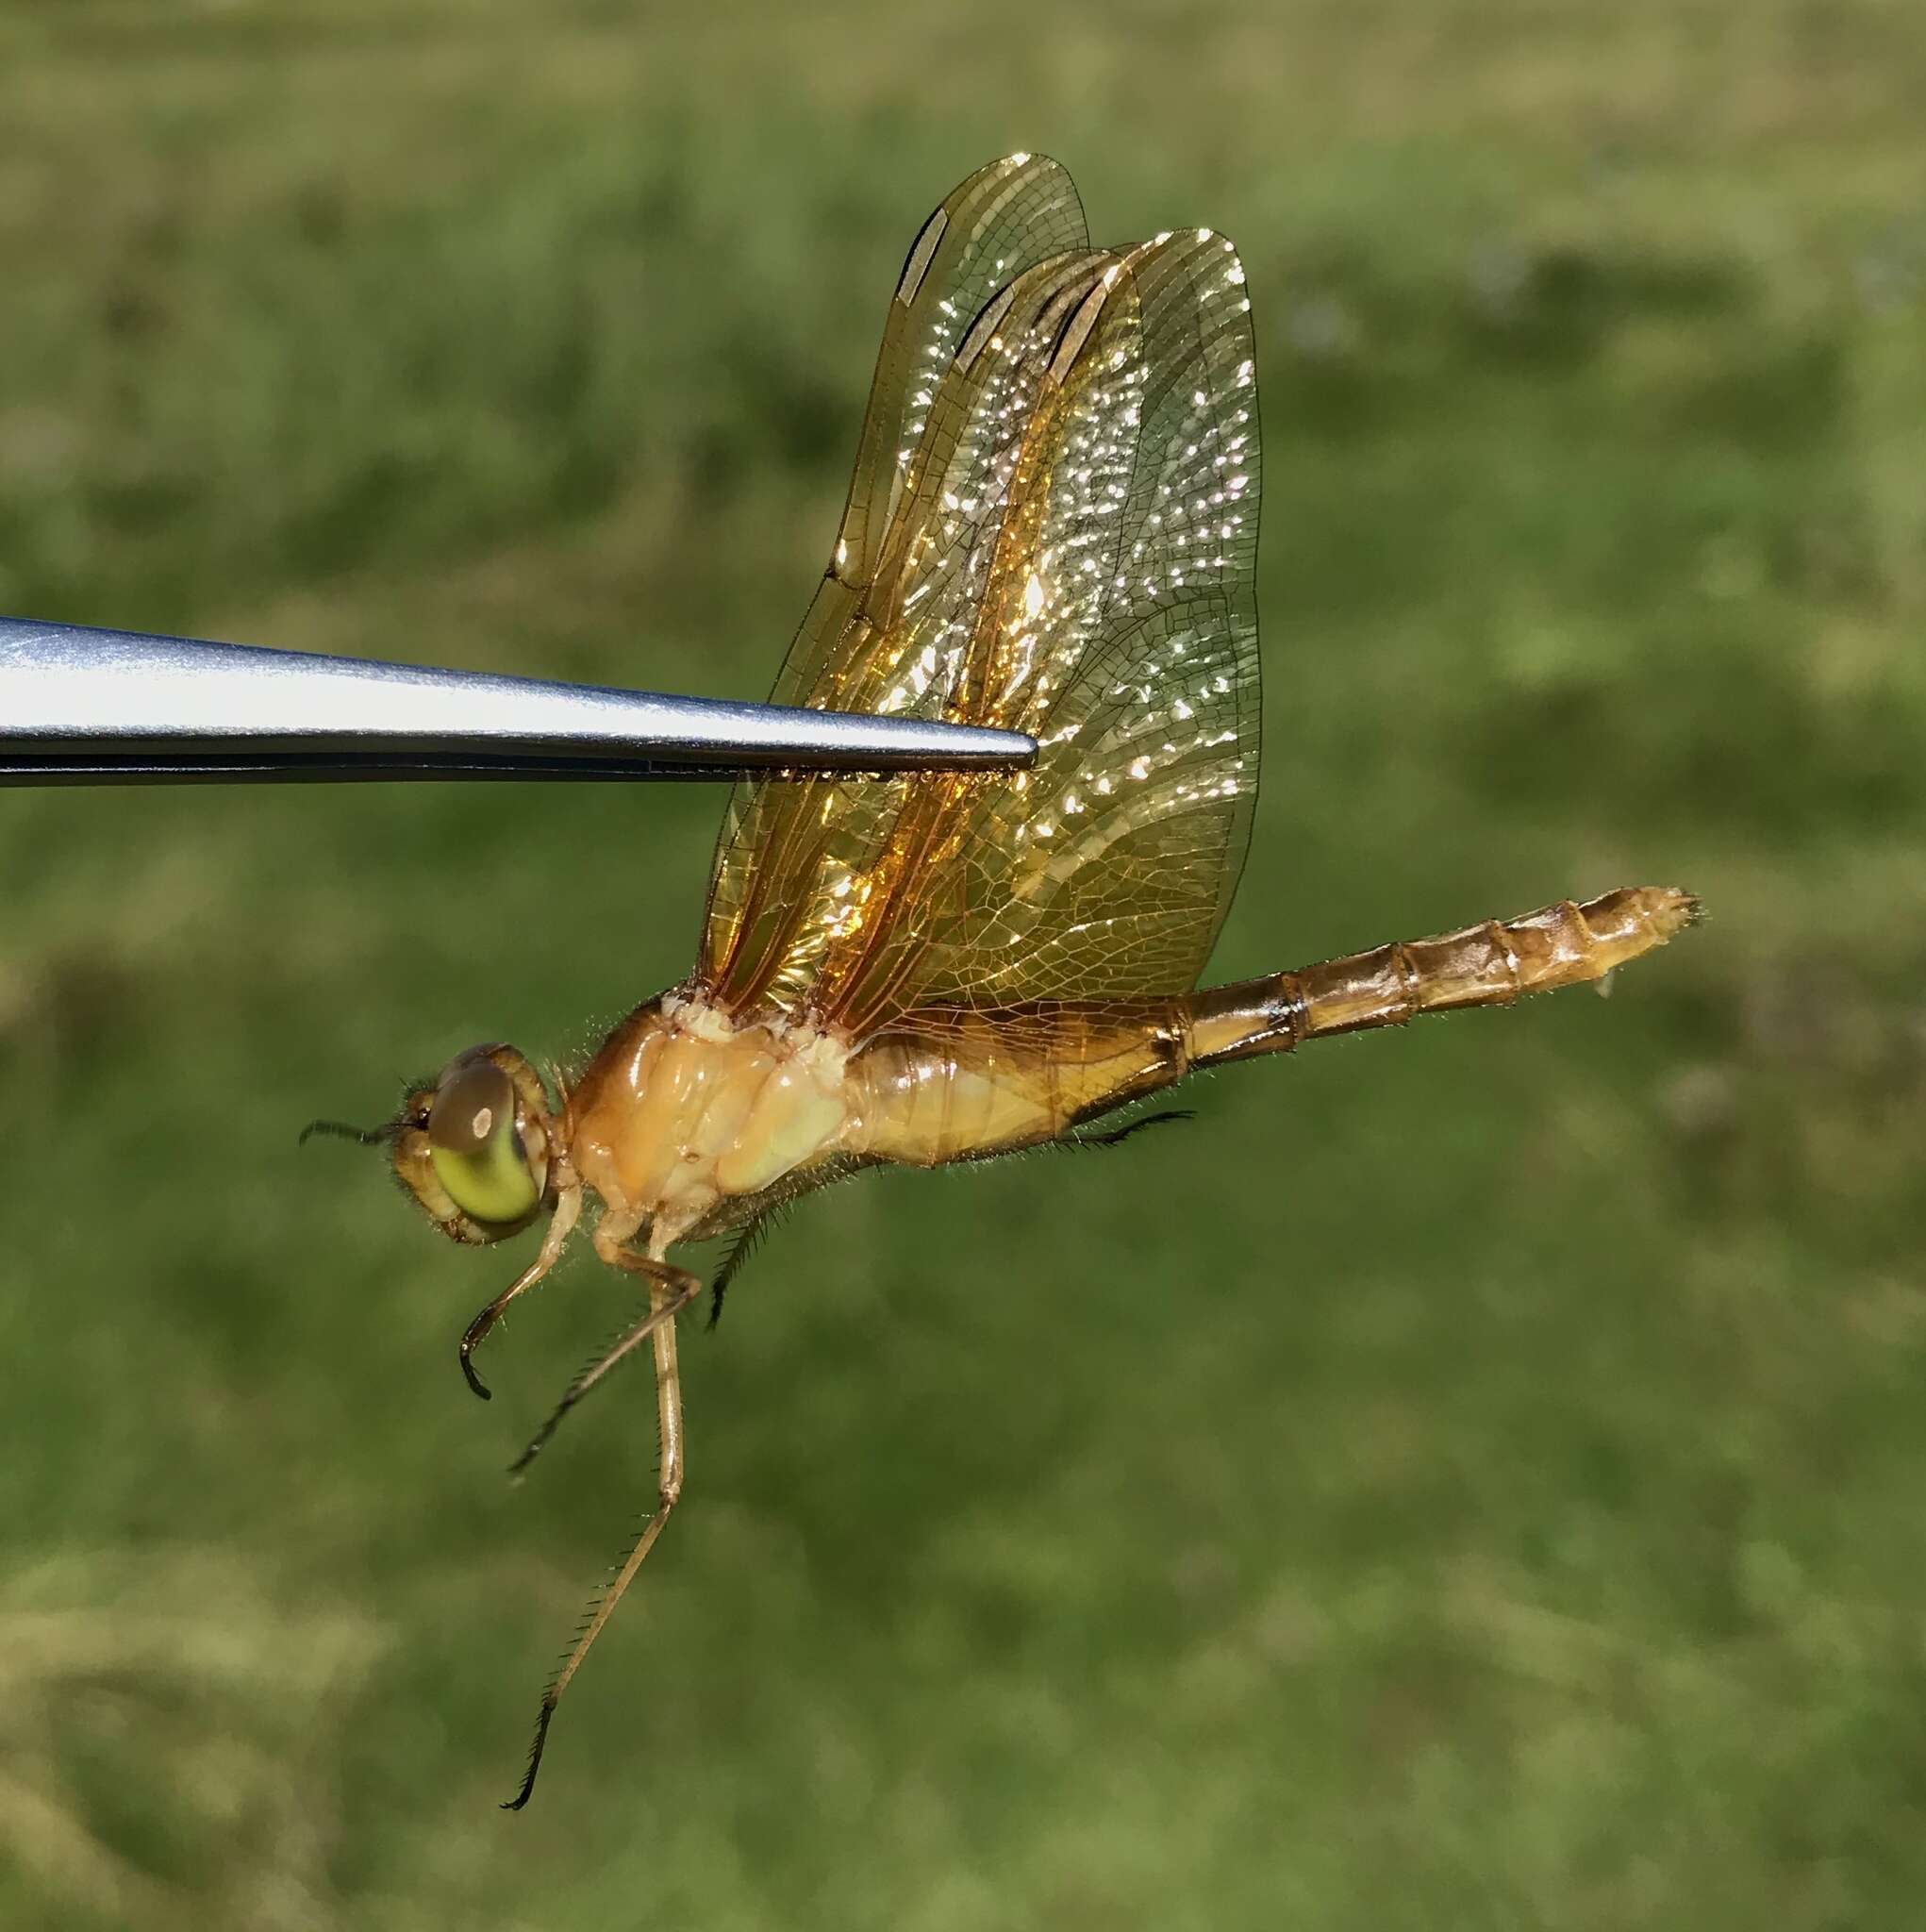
501, 1699, 555, 1811
458, 1330, 493, 1402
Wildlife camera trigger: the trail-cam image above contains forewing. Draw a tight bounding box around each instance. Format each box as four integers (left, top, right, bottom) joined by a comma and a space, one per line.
703, 155, 1089, 1005
703, 208, 1260, 1036
821, 153, 1089, 633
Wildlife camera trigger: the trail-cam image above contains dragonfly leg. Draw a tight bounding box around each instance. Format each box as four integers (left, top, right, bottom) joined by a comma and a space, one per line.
502, 1245, 692, 1812
706, 1209, 780, 1330
456, 1183, 580, 1400
509, 1264, 705, 1478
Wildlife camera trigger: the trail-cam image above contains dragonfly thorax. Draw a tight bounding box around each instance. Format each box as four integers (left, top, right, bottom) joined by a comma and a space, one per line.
566, 991, 852, 1247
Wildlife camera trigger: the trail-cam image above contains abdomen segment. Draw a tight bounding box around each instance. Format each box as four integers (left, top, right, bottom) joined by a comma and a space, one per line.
1185, 885, 1698, 1068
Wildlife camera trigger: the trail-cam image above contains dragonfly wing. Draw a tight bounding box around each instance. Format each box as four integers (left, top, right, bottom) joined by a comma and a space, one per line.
822, 153, 1089, 629
703, 157, 1090, 1006
907, 228, 1262, 1011
702, 187, 1260, 1036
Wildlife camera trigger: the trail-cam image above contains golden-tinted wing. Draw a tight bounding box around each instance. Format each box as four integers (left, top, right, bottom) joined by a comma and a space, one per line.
706, 159, 1097, 1020
823, 153, 1089, 625
703, 154, 1089, 1004
702, 196, 1260, 1038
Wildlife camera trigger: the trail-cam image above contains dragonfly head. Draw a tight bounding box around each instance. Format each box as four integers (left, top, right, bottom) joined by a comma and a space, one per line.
304, 1043, 559, 1245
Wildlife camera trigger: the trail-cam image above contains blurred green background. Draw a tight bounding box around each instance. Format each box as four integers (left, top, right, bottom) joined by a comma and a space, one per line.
4, 2, 1925, 1925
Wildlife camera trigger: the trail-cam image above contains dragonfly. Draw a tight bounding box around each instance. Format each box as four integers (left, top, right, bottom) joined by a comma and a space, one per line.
311, 153, 1696, 1809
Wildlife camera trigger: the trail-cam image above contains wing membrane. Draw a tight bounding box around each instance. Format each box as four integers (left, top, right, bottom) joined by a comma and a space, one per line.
826, 154, 1088, 618
702, 174, 1260, 1038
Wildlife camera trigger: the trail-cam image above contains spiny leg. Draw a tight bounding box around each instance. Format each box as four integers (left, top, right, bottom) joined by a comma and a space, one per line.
457, 1185, 580, 1400
509, 1272, 705, 1478
1065, 1108, 1194, 1149
706, 1209, 780, 1330
504, 1250, 692, 1811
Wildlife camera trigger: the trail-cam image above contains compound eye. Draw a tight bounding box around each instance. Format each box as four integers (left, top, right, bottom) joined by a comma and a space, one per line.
427, 1056, 539, 1225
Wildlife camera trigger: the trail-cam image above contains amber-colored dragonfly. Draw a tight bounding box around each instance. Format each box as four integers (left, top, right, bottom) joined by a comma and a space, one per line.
313, 154, 1695, 1808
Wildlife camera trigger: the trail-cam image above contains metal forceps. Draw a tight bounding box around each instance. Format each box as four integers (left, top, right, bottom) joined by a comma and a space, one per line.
0, 616, 1037, 784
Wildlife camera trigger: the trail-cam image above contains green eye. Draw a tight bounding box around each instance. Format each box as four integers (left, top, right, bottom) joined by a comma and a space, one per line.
427, 1057, 540, 1225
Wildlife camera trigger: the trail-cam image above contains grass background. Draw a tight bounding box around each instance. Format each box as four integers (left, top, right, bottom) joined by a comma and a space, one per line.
4, 1, 1925, 1924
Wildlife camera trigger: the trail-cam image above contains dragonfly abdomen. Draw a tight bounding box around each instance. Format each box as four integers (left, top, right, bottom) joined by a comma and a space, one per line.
845, 1004, 1188, 1165
839, 888, 1695, 1171
1184, 885, 1698, 1068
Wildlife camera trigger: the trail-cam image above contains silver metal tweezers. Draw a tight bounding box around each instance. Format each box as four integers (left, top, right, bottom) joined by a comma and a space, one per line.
0, 615, 1036, 784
